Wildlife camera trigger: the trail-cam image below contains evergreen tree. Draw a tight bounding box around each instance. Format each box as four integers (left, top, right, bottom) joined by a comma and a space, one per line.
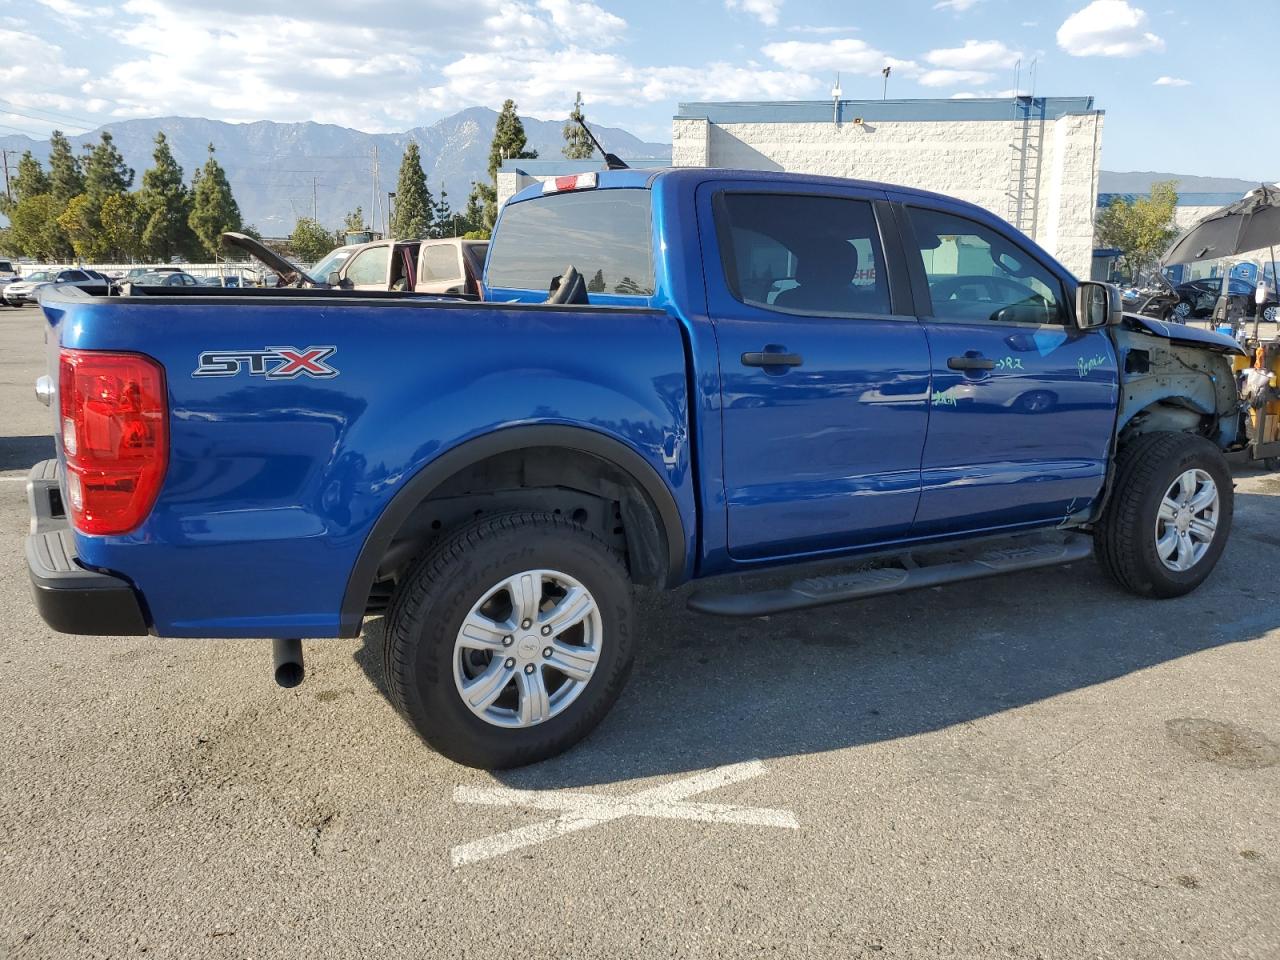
431, 189, 452, 238
82, 131, 134, 197
562, 92, 594, 160
140, 132, 195, 262
189, 143, 242, 258
482, 99, 537, 231
587, 269, 606, 293
462, 182, 490, 238
390, 141, 433, 239
1, 152, 49, 215
47, 131, 84, 204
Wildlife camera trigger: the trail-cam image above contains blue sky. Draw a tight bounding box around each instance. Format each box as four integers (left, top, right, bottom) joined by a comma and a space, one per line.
0, 0, 1272, 179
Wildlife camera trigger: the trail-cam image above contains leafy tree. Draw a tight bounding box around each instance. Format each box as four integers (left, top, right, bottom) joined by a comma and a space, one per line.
140, 132, 195, 262
100, 192, 146, 260
391, 141, 433, 239
189, 144, 241, 258
1, 152, 50, 215
471, 181, 498, 236
562, 92, 594, 160
481, 99, 537, 230
9, 194, 72, 260
57, 194, 108, 260
47, 131, 84, 204
290, 217, 336, 263
1095, 180, 1180, 281
343, 207, 365, 232
461, 183, 488, 237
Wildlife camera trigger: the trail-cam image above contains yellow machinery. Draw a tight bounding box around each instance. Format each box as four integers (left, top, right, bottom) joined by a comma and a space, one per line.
1235, 339, 1280, 469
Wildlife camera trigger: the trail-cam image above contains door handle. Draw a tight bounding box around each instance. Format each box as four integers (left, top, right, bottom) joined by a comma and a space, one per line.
947, 355, 996, 371
742, 350, 803, 368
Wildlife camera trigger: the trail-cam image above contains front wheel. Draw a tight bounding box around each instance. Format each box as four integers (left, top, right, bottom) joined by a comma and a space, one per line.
383, 512, 636, 768
1172, 301, 1192, 322
1094, 432, 1233, 598
1264, 304, 1277, 324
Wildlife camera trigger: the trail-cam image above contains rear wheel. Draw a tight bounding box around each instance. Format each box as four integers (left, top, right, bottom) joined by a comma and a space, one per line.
383, 512, 635, 768
1094, 432, 1233, 598
1172, 301, 1192, 322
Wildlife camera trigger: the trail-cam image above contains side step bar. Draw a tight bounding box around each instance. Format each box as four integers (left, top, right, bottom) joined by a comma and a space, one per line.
687, 535, 1094, 617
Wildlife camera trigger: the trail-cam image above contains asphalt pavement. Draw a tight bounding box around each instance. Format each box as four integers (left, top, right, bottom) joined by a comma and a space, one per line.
0, 303, 1277, 959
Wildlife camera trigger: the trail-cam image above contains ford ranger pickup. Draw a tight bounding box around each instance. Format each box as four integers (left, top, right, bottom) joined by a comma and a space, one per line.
26, 168, 1246, 768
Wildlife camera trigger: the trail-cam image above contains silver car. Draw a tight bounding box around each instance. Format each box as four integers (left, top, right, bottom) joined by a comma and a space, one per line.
3, 268, 101, 306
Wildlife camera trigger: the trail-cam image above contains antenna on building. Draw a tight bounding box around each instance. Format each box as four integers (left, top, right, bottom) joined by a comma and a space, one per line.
831, 73, 843, 126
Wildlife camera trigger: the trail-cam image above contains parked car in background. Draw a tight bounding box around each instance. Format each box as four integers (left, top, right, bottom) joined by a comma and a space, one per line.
1174, 276, 1278, 321
3, 269, 100, 306
0, 259, 19, 305
222, 232, 488, 297
121, 266, 187, 283
199, 275, 244, 288
1121, 272, 1181, 321
126, 271, 200, 288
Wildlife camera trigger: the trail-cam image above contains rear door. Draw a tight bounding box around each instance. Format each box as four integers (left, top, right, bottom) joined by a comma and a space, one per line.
417, 242, 466, 294
896, 199, 1117, 536
700, 184, 932, 562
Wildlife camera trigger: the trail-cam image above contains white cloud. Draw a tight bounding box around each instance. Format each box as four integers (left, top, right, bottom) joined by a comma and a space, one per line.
1153, 75, 1190, 86
763, 37, 917, 76
924, 39, 1021, 70
933, 0, 983, 10
786, 25, 859, 34
535, 0, 626, 45
0, 30, 91, 128
1057, 1, 1164, 57
725, 0, 782, 26
921, 69, 995, 87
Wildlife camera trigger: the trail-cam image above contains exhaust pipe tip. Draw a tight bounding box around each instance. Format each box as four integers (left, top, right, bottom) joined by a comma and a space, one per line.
272, 638, 304, 688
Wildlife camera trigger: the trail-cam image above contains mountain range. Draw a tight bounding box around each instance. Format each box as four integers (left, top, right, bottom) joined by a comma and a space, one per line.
1, 108, 1261, 233
0, 108, 670, 234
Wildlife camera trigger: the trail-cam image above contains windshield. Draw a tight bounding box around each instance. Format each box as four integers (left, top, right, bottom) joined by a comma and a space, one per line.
25, 271, 52, 282
308, 247, 355, 283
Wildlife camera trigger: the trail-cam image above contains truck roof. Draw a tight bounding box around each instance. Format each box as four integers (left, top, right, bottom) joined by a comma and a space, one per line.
507, 167, 967, 209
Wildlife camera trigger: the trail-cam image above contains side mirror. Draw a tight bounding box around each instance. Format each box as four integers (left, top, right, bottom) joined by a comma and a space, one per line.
327, 271, 342, 287
1075, 281, 1122, 329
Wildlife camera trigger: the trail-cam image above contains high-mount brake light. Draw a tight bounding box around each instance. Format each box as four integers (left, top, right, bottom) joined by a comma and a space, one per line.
58, 349, 168, 535
542, 172, 598, 194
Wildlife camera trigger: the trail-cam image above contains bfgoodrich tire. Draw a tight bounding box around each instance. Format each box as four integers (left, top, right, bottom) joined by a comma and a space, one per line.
1094, 432, 1233, 598
384, 512, 635, 768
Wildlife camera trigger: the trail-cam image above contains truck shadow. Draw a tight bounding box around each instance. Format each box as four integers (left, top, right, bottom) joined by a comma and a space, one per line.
353, 487, 1280, 787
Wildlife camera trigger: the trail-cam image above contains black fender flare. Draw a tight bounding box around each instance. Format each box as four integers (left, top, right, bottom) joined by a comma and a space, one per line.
339, 424, 687, 636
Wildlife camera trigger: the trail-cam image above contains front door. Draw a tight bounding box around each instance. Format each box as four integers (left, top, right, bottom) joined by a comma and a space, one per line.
702, 186, 932, 562
897, 200, 1118, 536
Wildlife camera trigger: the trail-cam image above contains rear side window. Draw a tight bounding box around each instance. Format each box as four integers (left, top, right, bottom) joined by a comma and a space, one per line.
714, 193, 892, 317
61, 271, 88, 282
487, 189, 654, 296
420, 244, 461, 282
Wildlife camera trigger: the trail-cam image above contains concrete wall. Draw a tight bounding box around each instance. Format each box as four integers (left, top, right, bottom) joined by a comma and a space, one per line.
672, 110, 1104, 278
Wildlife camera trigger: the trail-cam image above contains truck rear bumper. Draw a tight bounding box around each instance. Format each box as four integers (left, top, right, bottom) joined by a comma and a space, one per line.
26, 459, 150, 636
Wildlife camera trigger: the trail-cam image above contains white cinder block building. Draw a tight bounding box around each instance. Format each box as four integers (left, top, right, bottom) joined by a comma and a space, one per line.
671, 97, 1104, 278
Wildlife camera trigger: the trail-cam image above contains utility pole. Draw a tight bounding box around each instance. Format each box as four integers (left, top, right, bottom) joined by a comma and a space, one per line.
882, 66, 891, 100
1, 149, 13, 203
311, 176, 318, 222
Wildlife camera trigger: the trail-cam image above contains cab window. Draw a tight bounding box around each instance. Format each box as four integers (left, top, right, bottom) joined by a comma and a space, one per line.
908, 207, 1066, 325
714, 193, 891, 317
345, 246, 391, 286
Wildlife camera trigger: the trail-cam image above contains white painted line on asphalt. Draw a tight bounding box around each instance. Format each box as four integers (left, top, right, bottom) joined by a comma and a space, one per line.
450, 759, 798, 868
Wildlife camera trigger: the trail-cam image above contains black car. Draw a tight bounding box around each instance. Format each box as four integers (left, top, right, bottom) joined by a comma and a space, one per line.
1122, 273, 1181, 321
1173, 276, 1278, 322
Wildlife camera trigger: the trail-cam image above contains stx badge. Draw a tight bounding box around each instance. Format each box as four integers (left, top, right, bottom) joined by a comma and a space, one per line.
193, 346, 338, 380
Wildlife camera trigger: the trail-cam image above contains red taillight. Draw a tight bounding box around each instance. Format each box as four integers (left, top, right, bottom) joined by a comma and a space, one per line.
59, 349, 168, 535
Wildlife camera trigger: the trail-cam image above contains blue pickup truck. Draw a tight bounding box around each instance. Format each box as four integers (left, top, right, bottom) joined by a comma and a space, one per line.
27, 168, 1245, 768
